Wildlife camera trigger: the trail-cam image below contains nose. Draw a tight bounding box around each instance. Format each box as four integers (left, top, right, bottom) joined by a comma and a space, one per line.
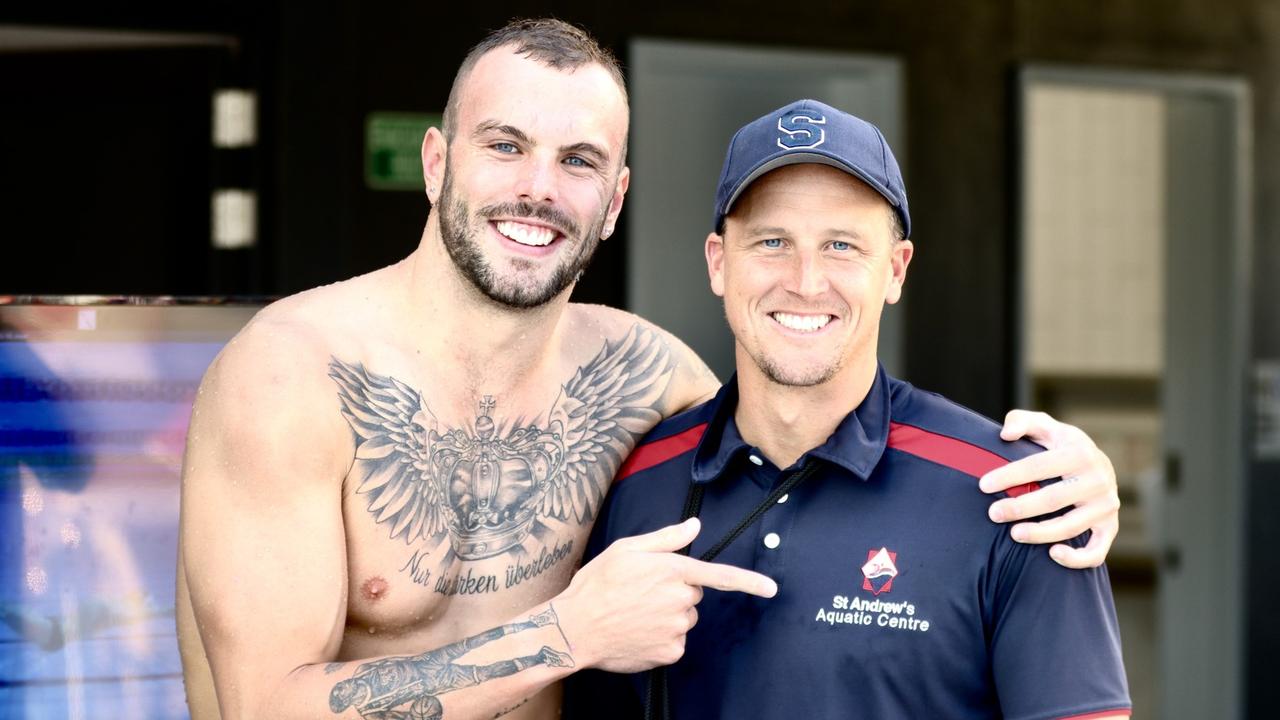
788, 249, 830, 297
515, 152, 559, 204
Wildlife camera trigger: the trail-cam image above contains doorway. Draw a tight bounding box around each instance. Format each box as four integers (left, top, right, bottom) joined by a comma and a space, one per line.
1018, 65, 1252, 719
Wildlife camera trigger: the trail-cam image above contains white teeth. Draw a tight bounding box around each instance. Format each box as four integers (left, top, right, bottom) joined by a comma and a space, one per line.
496, 220, 556, 247
771, 312, 831, 332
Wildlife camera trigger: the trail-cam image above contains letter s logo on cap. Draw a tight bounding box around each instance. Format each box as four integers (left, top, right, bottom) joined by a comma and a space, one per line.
776, 110, 826, 149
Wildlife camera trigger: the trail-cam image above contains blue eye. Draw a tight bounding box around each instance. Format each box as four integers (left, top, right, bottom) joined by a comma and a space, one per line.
565, 155, 592, 168
493, 142, 518, 153
762, 238, 783, 248
831, 240, 851, 251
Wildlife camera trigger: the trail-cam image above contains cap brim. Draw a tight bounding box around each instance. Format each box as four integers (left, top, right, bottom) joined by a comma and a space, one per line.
722, 151, 901, 221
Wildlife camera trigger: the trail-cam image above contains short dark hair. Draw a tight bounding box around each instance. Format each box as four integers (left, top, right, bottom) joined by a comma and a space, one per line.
888, 206, 906, 243
442, 18, 627, 141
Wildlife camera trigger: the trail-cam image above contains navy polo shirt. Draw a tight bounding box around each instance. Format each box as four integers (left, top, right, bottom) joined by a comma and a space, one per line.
565, 367, 1130, 720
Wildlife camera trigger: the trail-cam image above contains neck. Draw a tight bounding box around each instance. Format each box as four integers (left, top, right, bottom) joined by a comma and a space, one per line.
398, 213, 571, 396
733, 352, 878, 470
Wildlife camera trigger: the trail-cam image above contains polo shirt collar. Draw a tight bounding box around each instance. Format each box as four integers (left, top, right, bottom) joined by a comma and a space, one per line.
691, 365, 892, 484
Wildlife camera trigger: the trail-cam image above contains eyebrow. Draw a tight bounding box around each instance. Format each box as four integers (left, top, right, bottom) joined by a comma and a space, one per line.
743, 225, 864, 240
473, 121, 532, 145
473, 121, 611, 167
561, 141, 611, 167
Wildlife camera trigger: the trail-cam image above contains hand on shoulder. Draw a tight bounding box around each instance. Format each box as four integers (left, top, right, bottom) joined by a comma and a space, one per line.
978, 410, 1121, 569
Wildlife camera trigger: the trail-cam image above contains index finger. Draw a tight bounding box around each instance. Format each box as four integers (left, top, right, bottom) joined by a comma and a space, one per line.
979, 444, 1085, 494
674, 556, 778, 598
611, 518, 701, 554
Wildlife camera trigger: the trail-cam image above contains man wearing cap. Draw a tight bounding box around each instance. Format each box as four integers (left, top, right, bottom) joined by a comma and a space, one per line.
566, 100, 1131, 719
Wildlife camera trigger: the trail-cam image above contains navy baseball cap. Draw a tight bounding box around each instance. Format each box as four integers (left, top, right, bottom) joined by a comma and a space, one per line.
712, 99, 910, 239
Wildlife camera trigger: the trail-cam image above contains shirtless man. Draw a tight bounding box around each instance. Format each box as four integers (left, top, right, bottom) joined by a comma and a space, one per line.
176, 19, 1122, 720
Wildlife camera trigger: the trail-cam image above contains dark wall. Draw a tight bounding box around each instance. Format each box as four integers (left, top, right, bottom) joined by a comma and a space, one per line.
0, 48, 218, 295
0, 2, 273, 296
2, 2, 1278, 711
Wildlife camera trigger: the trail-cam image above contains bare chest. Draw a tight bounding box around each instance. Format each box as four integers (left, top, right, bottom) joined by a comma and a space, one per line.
325, 323, 676, 650
341, 510, 588, 647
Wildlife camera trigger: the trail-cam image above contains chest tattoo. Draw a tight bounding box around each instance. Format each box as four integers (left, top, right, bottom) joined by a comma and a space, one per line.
328, 324, 673, 581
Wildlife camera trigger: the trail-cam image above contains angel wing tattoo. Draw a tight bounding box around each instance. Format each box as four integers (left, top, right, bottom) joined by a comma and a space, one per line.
329, 324, 674, 561
328, 358, 448, 542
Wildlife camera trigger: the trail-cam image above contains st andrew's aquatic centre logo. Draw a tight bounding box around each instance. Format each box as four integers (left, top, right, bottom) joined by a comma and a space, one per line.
861, 547, 898, 595
814, 544, 930, 632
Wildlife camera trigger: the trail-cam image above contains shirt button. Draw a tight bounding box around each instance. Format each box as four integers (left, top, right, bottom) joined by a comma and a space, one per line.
763, 532, 781, 549
777, 494, 789, 504
749, 454, 763, 466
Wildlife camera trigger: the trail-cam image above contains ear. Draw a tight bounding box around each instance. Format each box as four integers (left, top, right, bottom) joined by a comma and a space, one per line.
705, 231, 726, 298
884, 239, 914, 305
421, 126, 447, 203
601, 165, 630, 239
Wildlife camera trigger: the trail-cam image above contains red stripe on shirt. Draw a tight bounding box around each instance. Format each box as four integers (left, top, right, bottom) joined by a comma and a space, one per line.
616, 423, 708, 481
1057, 709, 1131, 720
887, 421, 1039, 497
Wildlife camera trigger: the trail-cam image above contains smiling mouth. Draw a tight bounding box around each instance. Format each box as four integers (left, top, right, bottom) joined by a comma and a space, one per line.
770, 312, 833, 333
495, 220, 560, 247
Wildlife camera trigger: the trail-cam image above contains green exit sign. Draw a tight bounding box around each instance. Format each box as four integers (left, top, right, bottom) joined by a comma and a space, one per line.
365, 112, 441, 191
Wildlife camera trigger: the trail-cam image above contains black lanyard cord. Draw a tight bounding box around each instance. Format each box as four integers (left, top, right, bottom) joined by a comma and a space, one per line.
695, 460, 818, 563
643, 458, 820, 720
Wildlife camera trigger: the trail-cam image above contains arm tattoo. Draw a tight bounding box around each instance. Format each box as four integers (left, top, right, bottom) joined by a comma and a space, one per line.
492, 698, 529, 718
328, 606, 573, 719
329, 324, 674, 573
325, 662, 347, 675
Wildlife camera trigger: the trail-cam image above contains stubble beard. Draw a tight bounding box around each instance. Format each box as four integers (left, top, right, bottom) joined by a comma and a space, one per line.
437, 170, 605, 309
753, 351, 842, 388
730, 299, 846, 388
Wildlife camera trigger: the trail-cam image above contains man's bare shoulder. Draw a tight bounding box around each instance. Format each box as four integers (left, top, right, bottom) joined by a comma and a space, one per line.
565, 302, 645, 329
212, 305, 334, 391
217, 265, 401, 380
566, 303, 720, 412
254, 266, 397, 333
190, 281, 382, 463
566, 303, 691, 354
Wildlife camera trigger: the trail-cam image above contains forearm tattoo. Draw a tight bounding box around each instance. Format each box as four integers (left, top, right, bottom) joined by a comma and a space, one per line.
492, 698, 528, 718
329, 324, 673, 585
328, 606, 572, 719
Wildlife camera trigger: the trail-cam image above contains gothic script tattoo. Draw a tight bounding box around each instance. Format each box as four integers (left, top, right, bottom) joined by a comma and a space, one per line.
329, 324, 673, 566
328, 606, 573, 719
